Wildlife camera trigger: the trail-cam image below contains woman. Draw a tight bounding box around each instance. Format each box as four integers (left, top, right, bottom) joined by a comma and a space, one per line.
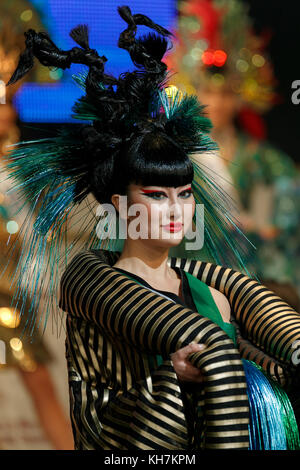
3, 6, 300, 450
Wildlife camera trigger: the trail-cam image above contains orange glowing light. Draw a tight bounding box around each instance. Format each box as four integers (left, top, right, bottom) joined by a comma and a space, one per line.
202, 50, 214, 66
213, 50, 227, 67
202, 49, 227, 67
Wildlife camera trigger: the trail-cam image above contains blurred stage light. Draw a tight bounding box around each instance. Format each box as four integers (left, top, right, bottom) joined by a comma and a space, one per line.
0, 307, 21, 328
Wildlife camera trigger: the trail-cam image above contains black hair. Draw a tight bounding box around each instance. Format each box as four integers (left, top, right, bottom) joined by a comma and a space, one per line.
90, 129, 194, 203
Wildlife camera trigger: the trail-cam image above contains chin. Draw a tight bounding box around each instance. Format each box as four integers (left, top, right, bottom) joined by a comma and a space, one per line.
149, 235, 184, 249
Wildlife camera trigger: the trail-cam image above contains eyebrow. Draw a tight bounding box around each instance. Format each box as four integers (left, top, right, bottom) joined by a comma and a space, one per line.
141, 186, 192, 194
140, 189, 163, 193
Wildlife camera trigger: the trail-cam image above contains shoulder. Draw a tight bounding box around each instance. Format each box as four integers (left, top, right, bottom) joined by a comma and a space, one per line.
62, 249, 95, 271
60, 249, 122, 286
60, 250, 100, 285
59, 250, 104, 311
208, 286, 231, 322
63, 249, 114, 272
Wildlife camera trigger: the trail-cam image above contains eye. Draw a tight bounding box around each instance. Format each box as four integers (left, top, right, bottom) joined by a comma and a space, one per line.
179, 189, 192, 199
142, 191, 167, 200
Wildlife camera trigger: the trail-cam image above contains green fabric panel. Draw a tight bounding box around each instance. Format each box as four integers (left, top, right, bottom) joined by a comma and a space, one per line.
185, 271, 237, 346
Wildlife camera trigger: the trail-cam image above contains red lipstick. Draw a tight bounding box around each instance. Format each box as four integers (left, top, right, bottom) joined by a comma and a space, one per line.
162, 222, 183, 233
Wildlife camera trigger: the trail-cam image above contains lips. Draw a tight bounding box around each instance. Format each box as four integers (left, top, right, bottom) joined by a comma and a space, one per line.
162, 223, 183, 232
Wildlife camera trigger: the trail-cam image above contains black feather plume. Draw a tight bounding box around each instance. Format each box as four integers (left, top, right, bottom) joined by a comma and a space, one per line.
6, 48, 34, 86
117, 5, 136, 28
6, 30, 35, 85
133, 13, 173, 37
136, 33, 169, 64
69, 24, 90, 49
118, 5, 172, 37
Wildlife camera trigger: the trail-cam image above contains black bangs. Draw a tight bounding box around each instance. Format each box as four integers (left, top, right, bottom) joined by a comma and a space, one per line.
113, 131, 194, 195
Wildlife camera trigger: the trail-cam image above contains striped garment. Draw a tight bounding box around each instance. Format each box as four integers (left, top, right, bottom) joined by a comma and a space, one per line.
59, 249, 300, 450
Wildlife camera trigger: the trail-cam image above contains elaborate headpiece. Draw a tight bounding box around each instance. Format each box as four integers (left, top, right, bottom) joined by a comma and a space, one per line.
1, 5, 254, 337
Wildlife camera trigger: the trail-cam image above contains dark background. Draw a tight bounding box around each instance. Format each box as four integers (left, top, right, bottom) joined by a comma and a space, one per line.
246, 0, 300, 163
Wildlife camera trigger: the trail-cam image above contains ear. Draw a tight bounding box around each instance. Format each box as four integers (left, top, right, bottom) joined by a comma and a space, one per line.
111, 194, 120, 213
111, 194, 129, 220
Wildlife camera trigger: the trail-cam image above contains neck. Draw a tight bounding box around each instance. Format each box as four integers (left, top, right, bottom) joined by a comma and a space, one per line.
114, 238, 175, 281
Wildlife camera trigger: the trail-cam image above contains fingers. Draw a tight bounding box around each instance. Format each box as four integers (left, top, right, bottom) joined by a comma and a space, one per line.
170, 343, 206, 383
170, 342, 206, 361
178, 365, 204, 383
187, 343, 206, 354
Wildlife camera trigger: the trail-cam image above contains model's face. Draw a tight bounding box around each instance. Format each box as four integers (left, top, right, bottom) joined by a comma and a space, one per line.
112, 183, 195, 248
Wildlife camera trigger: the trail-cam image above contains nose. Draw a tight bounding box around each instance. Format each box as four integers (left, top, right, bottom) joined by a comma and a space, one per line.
169, 199, 182, 220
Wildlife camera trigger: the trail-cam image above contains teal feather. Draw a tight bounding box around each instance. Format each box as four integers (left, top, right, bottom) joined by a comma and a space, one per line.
71, 97, 101, 121
158, 88, 216, 153
71, 70, 105, 121
72, 70, 89, 91
189, 156, 256, 277
0, 132, 101, 339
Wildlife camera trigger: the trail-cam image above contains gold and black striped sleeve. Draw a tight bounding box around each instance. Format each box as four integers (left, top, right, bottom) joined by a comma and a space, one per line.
60, 251, 242, 358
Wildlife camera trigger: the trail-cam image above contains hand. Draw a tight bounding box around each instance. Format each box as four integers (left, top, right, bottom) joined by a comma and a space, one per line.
170, 343, 206, 383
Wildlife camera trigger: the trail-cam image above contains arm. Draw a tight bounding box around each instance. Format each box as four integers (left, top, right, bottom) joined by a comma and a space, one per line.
213, 265, 300, 383
210, 287, 232, 323
59, 251, 236, 359
232, 320, 288, 385
205, 287, 288, 384
225, 276, 300, 367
